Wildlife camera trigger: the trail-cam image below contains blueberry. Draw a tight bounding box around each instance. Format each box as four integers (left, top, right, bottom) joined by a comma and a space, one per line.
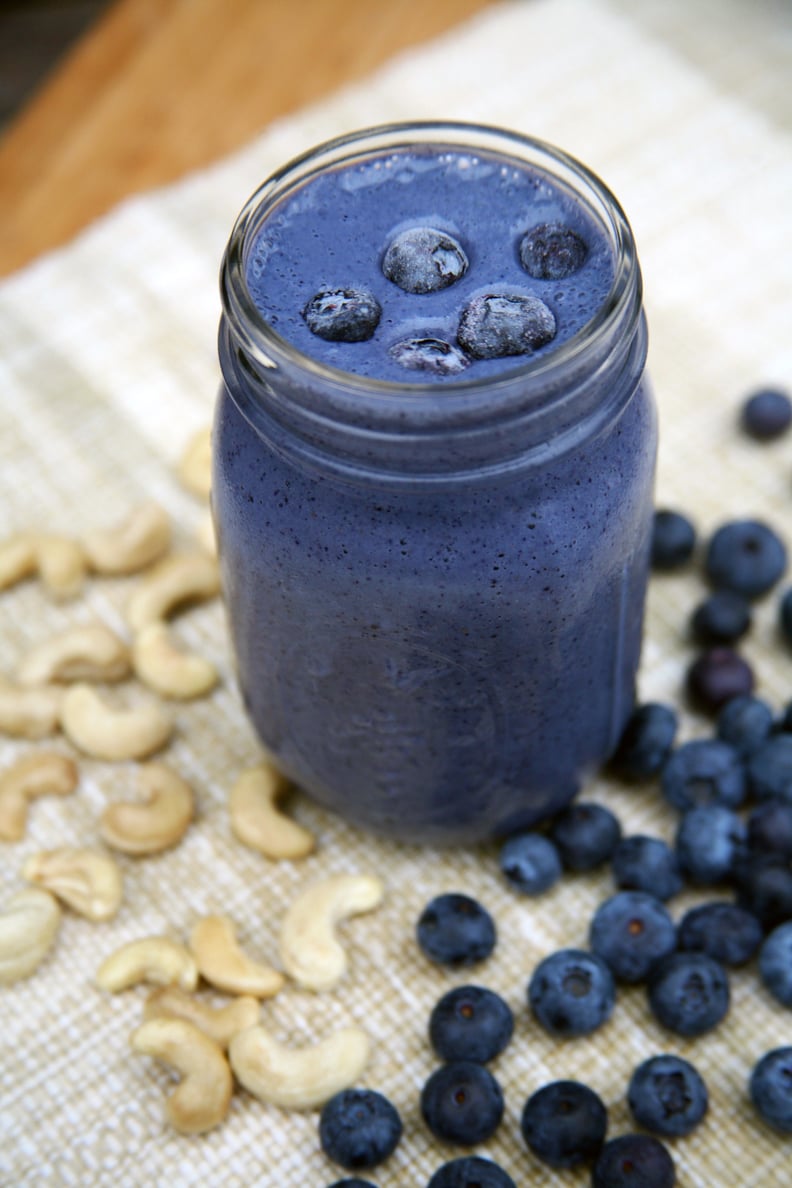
382, 226, 468, 294
428, 985, 514, 1064
780, 587, 792, 645
528, 948, 616, 1037
690, 589, 752, 646
661, 739, 746, 812
740, 386, 792, 440
705, 519, 787, 599
750, 1047, 792, 1133
589, 892, 676, 984
758, 921, 792, 1006
592, 1134, 676, 1188
611, 836, 683, 901
519, 1080, 607, 1168
747, 799, 792, 860
426, 1156, 516, 1188
499, 832, 562, 895
677, 901, 762, 966
611, 703, 678, 779
650, 509, 696, 570
319, 1089, 402, 1171
388, 336, 470, 376
627, 1054, 708, 1137
457, 293, 556, 360
327, 1181, 379, 1188
420, 1061, 504, 1145
686, 647, 755, 713
647, 952, 730, 1037
675, 804, 746, 884
733, 855, 792, 932
416, 894, 496, 966
518, 222, 587, 280
302, 287, 381, 342
550, 802, 622, 871
716, 694, 774, 757
747, 734, 792, 801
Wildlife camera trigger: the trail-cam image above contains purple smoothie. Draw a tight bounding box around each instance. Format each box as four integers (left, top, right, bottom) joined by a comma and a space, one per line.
214, 123, 656, 845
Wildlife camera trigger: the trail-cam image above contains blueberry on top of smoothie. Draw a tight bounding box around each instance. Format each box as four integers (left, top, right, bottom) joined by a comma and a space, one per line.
457, 293, 556, 359
388, 336, 470, 376
382, 225, 469, 294
519, 221, 587, 280
302, 287, 381, 342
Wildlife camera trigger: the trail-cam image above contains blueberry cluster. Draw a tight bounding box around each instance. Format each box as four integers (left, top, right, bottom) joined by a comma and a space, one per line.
301, 220, 587, 373
317, 383, 792, 1184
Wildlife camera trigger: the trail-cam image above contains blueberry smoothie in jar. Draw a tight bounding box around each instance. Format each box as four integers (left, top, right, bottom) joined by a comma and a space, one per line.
214, 122, 656, 845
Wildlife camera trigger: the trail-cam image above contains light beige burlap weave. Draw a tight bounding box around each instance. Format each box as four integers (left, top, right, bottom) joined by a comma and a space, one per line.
2, 0, 792, 1183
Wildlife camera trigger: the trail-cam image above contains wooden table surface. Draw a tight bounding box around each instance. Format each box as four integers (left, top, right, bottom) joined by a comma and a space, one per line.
0, 0, 496, 278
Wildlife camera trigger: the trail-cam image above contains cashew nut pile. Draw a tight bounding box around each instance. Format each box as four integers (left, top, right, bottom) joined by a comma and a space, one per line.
1, 439, 391, 1144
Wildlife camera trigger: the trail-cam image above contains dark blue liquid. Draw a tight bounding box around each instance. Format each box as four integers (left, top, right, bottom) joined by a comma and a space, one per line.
244, 148, 614, 383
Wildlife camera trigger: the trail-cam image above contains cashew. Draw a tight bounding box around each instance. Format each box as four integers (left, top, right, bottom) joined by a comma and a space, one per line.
0, 677, 64, 739
196, 511, 216, 556
0, 536, 37, 591
97, 936, 198, 992
0, 534, 86, 598
132, 622, 218, 701
130, 1017, 232, 1134
279, 874, 384, 991
229, 1023, 370, 1110
0, 752, 78, 841
190, 915, 284, 998
60, 684, 172, 761
36, 536, 88, 599
83, 502, 171, 576
0, 887, 61, 984
99, 761, 193, 854
17, 624, 131, 686
23, 848, 123, 921
143, 986, 260, 1049
229, 762, 315, 860
126, 552, 220, 632
178, 427, 212, 498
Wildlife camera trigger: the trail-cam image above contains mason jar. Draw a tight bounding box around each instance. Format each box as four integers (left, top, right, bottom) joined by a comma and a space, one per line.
213, 121, 657, 845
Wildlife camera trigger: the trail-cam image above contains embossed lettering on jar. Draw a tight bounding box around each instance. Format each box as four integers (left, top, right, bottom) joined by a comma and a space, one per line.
214, 121, 657, 844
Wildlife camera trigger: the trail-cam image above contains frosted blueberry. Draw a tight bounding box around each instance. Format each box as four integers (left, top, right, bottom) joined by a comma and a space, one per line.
528, 948, 616, 1037
750, 1047, 792, 1132
705, 518, 787, 599
382, 226, 468, 294
740, 386, 792, 440
416, 893, 496, 966
627, 1054, 708, 1137
589, 891, 677, 984
457, 293, 556, 360
427, 1157, 516, 1188
421, 1061, 504, 1145
592, 1135, 675, 1188
499, 831, 562, 895
302, 287, 381, 342
647, 952, 730, 1037
319, 1088, 402, 1171
677, 901, 762, 967
388, 336, 470, 376
520, 1080, 607, 1169
759, 921, 792, 1006
519, 222, 587, 280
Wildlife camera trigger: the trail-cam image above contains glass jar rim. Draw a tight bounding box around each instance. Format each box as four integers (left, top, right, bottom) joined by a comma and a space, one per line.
220, 119, 642, 417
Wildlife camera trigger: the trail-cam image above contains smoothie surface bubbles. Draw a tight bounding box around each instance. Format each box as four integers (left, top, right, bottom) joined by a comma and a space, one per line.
244, 145, 615, 384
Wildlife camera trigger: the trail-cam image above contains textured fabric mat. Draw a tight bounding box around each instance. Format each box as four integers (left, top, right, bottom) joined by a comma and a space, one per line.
2, 0, 792, 1184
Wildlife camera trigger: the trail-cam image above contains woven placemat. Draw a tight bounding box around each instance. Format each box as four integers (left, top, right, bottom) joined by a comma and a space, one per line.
2, 1, 792, 1184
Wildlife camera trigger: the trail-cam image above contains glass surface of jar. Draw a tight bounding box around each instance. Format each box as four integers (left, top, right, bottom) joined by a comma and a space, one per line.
214, 122, 657, 845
